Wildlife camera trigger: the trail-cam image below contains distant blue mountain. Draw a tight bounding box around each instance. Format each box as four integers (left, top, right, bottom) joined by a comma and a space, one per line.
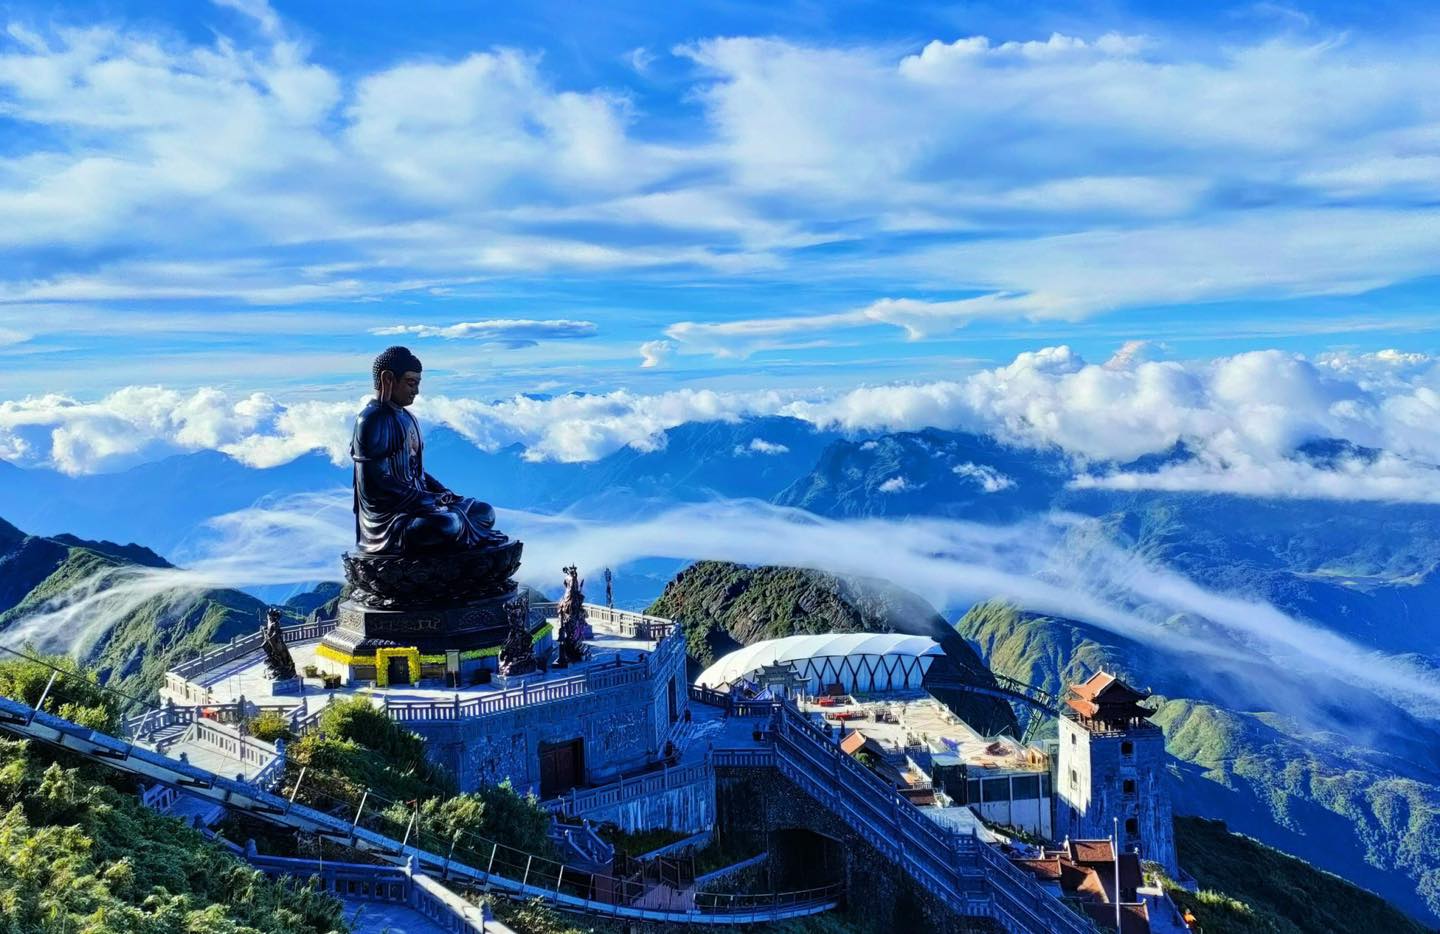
780, 429, 1440, 661
0, 416, 842, 557
0, 450, 347, 556
772, 427, 1069, 520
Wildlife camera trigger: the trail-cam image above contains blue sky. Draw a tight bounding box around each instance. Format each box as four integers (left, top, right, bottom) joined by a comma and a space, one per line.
2, 0, 1440, 490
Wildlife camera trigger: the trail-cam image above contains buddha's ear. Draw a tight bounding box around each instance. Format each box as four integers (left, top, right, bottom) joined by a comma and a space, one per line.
378, 370, 394, 402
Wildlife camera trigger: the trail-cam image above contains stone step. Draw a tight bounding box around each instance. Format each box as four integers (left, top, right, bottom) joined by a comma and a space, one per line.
165, 792, 226, 829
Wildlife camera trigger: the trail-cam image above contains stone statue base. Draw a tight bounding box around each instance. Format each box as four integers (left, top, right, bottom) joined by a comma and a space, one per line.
341, 541, 522, 610
316, 591, 553, 687
319, 542, 548, 688
269, 676, 304, 696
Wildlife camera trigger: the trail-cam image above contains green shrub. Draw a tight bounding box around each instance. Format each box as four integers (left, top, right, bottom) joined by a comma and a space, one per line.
0, 737, 345, 933
248, 710, 294, 743
0, 651, 119, 734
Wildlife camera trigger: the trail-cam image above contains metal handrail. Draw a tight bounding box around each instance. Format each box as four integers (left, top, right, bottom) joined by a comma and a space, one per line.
543, 756, 712, 817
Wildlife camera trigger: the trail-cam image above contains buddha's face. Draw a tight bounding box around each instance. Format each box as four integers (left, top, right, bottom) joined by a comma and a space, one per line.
390, 370, 422, 407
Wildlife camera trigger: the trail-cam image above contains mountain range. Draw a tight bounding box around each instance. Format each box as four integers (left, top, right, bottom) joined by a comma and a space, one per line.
3, 415, 1439, 921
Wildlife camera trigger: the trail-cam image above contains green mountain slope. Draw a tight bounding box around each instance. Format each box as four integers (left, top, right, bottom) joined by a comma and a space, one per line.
0, 517, 268, 707
956, 600, 1440, 925
1172, 816, 1431, 934
648, 560, 1019, 735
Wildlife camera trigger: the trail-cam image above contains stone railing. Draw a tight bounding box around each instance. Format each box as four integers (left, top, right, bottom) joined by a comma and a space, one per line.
163, 618, 339, 704
687, 685, 778, 718
712, 747, 777, 769
543, 757, 712, 818
375, 627, 682, 725
186, 717, 284, 780
583, 604, 676, 641
242, 848, 493, 933
550, 818, 615, 866
140, 781, 179, 812
645, 626, 684, 675
169, 618, 339, 681
412, 873, 494, 933
381, 663, 646, 724
124, 698, 305, 744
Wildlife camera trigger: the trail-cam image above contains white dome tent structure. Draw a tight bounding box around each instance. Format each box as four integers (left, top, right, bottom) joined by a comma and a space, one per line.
696, 633, 944, 697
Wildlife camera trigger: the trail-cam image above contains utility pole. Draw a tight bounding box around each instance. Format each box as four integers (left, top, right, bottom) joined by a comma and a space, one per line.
1113, 817, 1121, 933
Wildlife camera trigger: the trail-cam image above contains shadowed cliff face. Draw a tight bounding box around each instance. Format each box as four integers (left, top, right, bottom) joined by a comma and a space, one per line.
647, 559, 1020, 735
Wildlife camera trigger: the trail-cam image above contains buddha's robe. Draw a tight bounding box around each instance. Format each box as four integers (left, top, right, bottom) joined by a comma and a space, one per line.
351, 399, 497, 554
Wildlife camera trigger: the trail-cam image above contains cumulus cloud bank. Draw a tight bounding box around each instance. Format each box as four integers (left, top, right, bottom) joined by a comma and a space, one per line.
3, 346, 1439, 502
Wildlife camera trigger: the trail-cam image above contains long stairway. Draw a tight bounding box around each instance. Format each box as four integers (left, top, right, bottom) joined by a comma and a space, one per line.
711, 698, 1096, 934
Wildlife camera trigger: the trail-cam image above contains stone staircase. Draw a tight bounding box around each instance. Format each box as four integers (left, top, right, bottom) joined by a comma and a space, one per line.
148, 721, 191, 754
165, 793, 227, 829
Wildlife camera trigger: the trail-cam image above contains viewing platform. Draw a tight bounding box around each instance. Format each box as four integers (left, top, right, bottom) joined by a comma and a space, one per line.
162, 603, 673, 712
152, 603, 691, 795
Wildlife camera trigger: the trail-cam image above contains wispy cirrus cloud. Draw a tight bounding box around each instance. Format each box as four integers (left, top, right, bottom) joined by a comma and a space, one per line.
1, 6, 1439, 371
371, 318, 598, 347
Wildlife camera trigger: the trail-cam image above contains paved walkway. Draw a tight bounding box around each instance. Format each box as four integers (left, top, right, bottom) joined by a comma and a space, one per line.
340, 900, 451, 934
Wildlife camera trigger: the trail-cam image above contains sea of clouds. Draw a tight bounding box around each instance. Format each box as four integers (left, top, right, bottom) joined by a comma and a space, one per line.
5, 493, 1437, 732
3, 345, 1438, 502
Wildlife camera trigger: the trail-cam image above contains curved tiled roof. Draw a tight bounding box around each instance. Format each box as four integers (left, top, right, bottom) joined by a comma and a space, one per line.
695, 632, 943, 688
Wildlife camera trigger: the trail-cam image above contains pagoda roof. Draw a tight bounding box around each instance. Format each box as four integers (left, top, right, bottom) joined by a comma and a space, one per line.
1070, 671, 1150, 705
1065, 697, 1154, 721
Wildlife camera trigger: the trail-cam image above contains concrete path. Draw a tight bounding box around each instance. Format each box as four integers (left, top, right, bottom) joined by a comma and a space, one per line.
339, 900, 452, 934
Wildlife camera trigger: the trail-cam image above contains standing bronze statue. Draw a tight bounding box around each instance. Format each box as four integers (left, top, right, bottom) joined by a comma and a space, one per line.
557, 565, 593, 665
498, 593, 537, 677
352, 346, 502, 555
261, 607, 297, 681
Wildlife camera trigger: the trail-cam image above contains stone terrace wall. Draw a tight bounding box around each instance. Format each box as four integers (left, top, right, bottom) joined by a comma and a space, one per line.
410, 632, 690, 794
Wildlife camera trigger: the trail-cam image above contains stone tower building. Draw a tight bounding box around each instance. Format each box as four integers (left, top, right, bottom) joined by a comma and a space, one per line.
1056, 671, 1177, 875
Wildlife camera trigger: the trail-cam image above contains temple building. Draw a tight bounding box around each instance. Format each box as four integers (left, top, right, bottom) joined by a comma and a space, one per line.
1056, 671, 1178, 875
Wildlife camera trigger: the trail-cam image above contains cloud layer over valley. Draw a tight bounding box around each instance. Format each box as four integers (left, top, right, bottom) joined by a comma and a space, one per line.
8, 494, 1437, 734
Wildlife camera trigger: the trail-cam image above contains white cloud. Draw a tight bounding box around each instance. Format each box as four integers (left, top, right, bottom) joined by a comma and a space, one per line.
638, 339, 673, 368
953, 462, 1015, 493
1, 17, 1439, 339
371, 319, 598, 346
211, 0, 282, 38
735, 437, 790, 456
878, 476, 913, 493
34, 495, 1432, 730
627, 46, 656, 74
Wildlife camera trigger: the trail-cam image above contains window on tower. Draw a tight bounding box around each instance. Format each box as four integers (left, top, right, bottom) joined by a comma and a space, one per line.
1125, 817, 1138, 835
1123, 779, 1136, 794
1120, 740, 1134, 756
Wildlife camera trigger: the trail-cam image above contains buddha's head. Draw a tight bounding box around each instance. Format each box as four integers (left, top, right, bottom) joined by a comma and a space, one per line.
372, 346, 423, 407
